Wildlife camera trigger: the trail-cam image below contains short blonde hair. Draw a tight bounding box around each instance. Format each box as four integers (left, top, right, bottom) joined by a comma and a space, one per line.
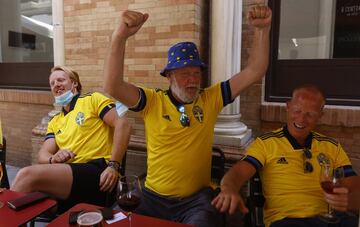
51, 66, 82, 93
292, 84, 326, 109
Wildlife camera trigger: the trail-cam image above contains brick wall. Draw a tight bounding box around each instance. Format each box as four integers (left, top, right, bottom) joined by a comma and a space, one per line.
63, 0, 208, 92
0, 100, 53, 167
63, 0, 209, 139
0, 0, 208, 169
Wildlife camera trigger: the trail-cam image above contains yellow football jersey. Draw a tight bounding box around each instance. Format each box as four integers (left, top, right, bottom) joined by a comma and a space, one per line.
244, 127, 355, 227
131, 81, 233, 197
46, 92, 115, 163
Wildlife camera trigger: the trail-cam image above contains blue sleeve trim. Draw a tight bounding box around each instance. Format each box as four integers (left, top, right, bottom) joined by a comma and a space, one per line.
45, 133, 55, 141
99, 103, 115, 120
221, 80, 234, 107
129, 88, 147, 112
243, 155, 263, 170
341, 165, 357, 177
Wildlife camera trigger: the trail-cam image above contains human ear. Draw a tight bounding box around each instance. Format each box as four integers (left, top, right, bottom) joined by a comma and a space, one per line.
286, 100, 291, 111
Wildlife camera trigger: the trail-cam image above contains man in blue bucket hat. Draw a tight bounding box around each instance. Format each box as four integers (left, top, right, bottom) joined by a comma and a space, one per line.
104, 5, 272, 227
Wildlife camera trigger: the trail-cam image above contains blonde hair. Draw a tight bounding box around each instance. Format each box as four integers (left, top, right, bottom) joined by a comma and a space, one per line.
51, 66, 82, 93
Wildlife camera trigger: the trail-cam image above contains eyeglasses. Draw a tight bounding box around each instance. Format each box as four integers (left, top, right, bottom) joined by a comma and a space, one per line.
177, 105, 190, 127
303, 148, 313, 173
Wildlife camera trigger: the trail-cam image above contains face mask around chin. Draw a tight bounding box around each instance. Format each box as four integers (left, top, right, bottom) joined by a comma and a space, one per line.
54, 90, 74, 106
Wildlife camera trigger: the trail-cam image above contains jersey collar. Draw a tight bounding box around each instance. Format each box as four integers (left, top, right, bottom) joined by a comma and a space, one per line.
283, 125, 313, 150
63, 94, 80, 115
167, 89, 193, 108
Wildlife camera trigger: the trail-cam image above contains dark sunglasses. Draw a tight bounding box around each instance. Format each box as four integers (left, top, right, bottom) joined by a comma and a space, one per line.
303, 148, 313, 173
177, 105, 190, 127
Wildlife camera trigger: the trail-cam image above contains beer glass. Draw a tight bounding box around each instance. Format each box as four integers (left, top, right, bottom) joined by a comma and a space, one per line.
77, 209, 104, 227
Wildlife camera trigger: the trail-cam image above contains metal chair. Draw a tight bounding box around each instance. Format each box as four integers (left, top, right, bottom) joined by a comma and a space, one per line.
244, 171, 265, 227
211, 146, 226, 186
210, 147, 227, 227
0, 137, 10, 189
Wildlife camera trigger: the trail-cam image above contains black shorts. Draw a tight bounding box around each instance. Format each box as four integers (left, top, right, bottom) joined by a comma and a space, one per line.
57, 158, 114, 213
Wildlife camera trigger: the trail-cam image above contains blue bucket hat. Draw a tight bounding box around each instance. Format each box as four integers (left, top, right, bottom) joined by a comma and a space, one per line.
160, 42, 207, 76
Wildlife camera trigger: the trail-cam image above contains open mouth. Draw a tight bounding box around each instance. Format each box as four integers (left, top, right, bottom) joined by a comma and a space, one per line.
294, 122, 305, 129
186, 86, 199, 91
55, 89, 65, 96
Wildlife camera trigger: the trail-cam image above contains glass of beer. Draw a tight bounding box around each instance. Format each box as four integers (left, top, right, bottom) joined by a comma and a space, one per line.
77, 209, 104, 227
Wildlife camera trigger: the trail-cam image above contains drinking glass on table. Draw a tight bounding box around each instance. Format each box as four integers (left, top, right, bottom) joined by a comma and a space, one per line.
117, 175, 142, 227
319, 164, 344, 223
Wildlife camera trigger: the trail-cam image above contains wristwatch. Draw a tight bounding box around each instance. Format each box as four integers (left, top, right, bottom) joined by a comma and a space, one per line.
108, 160, 121, 172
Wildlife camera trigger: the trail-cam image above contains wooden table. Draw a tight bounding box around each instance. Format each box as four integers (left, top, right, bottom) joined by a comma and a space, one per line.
0, 189, 57, 226
48, 203, 194, 227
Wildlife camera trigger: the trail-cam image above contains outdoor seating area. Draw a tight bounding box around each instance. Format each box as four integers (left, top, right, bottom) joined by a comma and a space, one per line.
1, 1, 360, 227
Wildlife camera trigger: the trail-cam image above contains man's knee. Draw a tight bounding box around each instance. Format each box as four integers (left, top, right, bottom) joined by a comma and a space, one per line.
184, 208, 223, 227
11, 166, 42, 192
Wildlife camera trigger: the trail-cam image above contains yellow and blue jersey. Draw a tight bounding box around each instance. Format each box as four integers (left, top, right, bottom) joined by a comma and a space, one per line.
46, 92, 115, 163
244, 126, 357, 227
131, 80, 233, 197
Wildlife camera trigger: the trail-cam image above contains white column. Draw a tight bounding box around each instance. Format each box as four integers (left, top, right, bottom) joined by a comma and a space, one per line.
31, 1, 64, 164
52, 0, 64, 66
211, 0, 252, 148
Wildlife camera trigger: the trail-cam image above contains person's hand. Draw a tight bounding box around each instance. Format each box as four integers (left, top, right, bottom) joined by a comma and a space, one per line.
99, 167, 119, 192
211, 186, 249, 214
247, 5, 272, 29
325, 187, 350, 212
114, 10, 149, 40
51, 149, 76, 163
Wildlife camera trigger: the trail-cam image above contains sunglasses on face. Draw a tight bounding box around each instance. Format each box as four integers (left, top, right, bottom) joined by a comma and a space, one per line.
177, 105, 190, 127
303, 148, 313, 173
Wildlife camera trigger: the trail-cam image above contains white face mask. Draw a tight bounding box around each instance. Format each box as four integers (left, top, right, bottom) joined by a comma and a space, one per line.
54, 90, 74, 106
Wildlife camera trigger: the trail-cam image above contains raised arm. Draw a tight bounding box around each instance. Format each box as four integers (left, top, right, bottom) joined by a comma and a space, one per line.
99, 108, 131, 192
229, 5, 272, 100
211, 161, 256, 214
103, 10, 149, 107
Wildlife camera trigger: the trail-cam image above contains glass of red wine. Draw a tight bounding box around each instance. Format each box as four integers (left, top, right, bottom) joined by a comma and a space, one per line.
319, 164, 344, 223
117, 175, 142, 227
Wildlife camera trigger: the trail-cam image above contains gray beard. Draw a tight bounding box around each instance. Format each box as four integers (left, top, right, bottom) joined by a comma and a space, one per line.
172, 83, 199, 103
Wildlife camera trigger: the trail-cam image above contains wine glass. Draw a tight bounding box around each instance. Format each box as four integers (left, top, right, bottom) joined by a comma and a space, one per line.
0, 162, 4, 208
117, 175, 142, 227
319, 164, 344, 223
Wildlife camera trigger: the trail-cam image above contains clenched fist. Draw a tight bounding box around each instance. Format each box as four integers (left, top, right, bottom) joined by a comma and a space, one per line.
114, 10, 149, 39
248, 5, 272, 28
